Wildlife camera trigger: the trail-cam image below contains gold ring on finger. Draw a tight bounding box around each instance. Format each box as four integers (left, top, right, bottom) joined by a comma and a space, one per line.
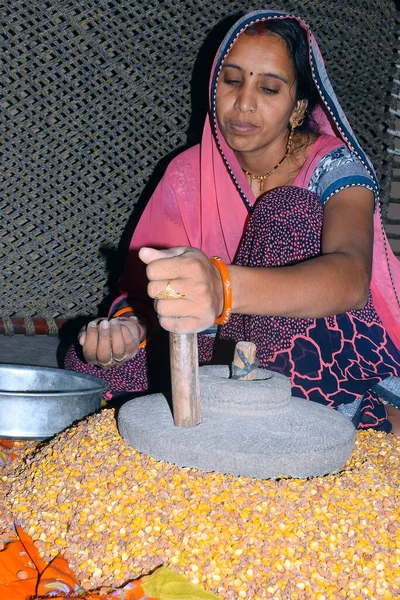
97, 355, 114, 368
155, 280, 185, 300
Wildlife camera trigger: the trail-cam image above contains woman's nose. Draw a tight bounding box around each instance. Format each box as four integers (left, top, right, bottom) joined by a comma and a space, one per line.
234, 85, 256, 113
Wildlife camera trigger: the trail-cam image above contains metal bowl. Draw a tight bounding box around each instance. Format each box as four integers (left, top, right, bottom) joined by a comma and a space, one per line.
0, 365, 108, 440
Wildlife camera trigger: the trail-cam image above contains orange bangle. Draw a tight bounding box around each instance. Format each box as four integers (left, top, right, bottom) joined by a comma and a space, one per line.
210, 256, 232, 325
113, 306, 134, 318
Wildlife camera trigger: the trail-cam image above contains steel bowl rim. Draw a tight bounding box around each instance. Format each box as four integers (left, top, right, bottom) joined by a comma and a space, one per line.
0, 390, 106, 397
0, 363, 109, 394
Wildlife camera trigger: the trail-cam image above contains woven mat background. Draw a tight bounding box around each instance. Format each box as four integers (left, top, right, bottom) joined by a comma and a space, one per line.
1, 0, 397, 326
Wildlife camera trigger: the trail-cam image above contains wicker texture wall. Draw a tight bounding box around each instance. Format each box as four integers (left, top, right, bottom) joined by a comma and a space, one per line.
1, 0, 397, 331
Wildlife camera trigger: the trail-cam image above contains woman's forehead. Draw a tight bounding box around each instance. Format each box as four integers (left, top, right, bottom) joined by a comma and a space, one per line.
222, 31, 294, 81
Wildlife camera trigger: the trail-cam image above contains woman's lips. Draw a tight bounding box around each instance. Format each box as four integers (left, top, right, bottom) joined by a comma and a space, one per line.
226, 120, 258, 135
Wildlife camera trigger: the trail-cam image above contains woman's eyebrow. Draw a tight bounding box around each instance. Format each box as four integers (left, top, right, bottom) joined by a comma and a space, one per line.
222, 62, 242, 70
222, 63, 288, 84
260, 72, 288, 84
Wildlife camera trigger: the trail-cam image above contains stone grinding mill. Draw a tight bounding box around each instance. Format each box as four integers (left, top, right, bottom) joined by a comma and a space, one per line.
118, 333, 356, 479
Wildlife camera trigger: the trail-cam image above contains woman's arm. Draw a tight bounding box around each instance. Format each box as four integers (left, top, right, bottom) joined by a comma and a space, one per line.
140, 186, 374, 334
230, 186, 374, 318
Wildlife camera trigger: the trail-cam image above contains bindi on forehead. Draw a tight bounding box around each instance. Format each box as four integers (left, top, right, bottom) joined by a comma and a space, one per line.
250, 71, 253, 76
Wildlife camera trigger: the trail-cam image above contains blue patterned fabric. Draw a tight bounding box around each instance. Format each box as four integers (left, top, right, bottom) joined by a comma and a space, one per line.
308, 146, 376, 205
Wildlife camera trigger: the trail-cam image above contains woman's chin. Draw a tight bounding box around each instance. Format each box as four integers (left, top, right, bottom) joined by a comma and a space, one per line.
224, 136, 261, 155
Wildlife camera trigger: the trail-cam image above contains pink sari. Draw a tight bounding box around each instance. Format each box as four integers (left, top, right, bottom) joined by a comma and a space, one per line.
111, 10, 400, 351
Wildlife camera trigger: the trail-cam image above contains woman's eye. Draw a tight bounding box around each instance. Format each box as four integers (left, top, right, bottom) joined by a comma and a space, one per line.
261, 87, 278, 95
224, 78, 241, 86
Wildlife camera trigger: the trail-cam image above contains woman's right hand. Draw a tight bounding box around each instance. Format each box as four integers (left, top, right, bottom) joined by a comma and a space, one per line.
78, 317, 143, 369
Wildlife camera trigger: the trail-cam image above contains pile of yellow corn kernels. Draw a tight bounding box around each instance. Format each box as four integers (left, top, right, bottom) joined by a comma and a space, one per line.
1, 409, 400, 599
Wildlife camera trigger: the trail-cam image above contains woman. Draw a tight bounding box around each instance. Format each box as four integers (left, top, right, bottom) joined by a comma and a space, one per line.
66, 10, 400, 433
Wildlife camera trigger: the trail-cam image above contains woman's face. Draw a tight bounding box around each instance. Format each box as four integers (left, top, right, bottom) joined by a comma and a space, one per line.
216, 31, 301, 158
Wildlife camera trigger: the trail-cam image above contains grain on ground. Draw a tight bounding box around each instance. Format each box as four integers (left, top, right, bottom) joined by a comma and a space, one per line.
1, 409, 400, 599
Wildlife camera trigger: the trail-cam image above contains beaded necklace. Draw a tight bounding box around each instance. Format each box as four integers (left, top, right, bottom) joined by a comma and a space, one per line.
242, 127, 295, 192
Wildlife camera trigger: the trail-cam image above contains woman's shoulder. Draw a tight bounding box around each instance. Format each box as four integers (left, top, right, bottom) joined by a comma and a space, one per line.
301, 134, 376, 205
163, 144, 201, 177
310, 140, 358, 181
157, 145, 201, 202
309, 133, 374, 176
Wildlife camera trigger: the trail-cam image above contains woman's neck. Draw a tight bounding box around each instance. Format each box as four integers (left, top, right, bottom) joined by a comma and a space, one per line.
240, 131, 319, 197
235, 136, 290, 176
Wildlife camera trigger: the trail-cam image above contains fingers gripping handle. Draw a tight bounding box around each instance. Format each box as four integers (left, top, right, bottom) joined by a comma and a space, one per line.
169, 332, 202, 427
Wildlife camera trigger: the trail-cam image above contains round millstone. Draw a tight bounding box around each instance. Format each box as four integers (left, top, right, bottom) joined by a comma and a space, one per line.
118, 366, 356, 479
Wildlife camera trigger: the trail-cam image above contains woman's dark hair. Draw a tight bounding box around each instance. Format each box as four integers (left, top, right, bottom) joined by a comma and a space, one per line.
245, 19, 319, 131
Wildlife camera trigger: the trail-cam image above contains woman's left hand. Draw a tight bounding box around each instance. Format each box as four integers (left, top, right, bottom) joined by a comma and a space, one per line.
139, 246, 223, 334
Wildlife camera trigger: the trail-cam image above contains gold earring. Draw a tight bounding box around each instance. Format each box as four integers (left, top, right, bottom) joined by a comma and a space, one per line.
286, 122, 296, 152
291, 115, 305, 130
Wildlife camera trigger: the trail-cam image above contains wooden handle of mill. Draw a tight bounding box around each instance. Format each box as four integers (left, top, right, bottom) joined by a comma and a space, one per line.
169, 332, 201, 427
